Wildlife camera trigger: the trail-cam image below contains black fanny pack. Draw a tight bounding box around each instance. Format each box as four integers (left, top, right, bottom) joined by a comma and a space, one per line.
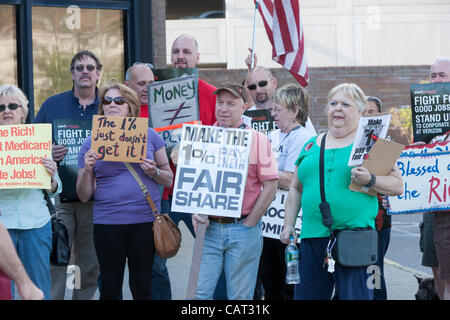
319, 134, 378, 267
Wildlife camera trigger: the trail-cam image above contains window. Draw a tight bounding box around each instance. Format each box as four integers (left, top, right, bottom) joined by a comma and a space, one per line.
167, 0, 225, 20
0, 5, 17, 87
32, 6, 124, 114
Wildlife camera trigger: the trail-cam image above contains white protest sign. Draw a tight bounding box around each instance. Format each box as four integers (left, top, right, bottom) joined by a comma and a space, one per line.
172, 124, 252, 218
387, 141, 450, 214
262, 189, 302, 240
348, 113, 392, 167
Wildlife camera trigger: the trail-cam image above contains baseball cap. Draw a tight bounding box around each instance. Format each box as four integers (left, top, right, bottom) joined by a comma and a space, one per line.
213, 81, 248, 103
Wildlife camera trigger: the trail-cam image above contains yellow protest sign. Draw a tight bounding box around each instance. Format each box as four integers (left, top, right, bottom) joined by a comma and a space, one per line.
0, 124, 52, 189
91, 115, 148, 163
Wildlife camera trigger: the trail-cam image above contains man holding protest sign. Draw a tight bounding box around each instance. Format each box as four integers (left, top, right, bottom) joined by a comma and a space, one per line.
191, 81, 278, 300
34, 50, 102, 300
77, 81, 173, 300
413, 57, 450, 300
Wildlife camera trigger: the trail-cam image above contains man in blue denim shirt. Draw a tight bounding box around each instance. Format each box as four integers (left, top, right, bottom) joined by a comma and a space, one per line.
34, 50, 102, 300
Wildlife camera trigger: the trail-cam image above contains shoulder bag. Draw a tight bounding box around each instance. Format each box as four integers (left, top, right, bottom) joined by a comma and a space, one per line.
125, 163, 182, 259
319, 134, 378, 267
43, 190, 71, 266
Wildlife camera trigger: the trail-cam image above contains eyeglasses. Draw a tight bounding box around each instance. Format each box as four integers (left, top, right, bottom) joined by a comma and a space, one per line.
74, 64, 96, 72
0, 103, 21, 112
102, 96, 127, 105
247, 80, 268, 91
133, 62, 153, 69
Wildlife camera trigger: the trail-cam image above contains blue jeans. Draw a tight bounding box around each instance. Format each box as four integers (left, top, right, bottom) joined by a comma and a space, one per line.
195, 219, 263, 300
374, 228, 391, 300
8, 221, 52, 300
294, 237, 373, 300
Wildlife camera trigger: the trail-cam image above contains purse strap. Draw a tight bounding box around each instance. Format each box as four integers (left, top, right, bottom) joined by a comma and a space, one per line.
319, 133, 334, 233
124, 162, 160, 216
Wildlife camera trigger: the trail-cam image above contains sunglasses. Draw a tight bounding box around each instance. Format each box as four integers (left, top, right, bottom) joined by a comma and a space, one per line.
133, 62, 153, 69
247, 80, 268, 91
74, 64, 96, 72
0, 103, 21, 112
102, 96, 127, 105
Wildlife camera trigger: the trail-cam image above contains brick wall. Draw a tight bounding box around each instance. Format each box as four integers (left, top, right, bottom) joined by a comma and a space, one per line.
199, 65, 430, 144
151, 0, 166, 68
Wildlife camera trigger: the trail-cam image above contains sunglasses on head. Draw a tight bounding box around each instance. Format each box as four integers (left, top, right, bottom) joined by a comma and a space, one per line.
0, 103, 20, 112
74, 64, 96, 72
133, 62, 153, 69
247, 80, 268, 91
102, 96, 127, 105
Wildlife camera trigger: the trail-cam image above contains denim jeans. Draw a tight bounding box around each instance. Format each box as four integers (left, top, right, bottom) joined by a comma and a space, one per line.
195, 219, 263, 300
8, 221, 52, 300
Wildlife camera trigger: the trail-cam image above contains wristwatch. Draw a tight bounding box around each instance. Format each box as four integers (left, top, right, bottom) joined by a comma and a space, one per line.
362, 173, 376, 191
154, 167, 160, 177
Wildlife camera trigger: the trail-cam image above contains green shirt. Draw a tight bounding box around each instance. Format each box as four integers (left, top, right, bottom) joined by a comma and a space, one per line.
295, 137, 377, 239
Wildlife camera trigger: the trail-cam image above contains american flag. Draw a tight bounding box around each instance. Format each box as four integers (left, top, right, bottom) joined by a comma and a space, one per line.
256, 0, 309, 86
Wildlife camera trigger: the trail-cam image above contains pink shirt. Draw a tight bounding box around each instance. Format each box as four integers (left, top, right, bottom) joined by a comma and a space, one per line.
214, 121, 278, 216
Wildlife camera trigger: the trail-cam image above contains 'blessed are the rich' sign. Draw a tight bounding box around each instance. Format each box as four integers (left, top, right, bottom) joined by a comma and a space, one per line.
387, 141, 450, 214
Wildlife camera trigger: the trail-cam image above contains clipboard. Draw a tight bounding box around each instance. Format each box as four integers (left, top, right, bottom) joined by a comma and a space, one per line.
349, 138, 405, 195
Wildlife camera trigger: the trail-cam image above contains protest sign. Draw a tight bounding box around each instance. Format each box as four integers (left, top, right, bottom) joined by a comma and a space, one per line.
90, 115, 148, 163
387, 141, 450, 214
410, 82, 450, 143
262, 189, 302, 240
54, 119, 91, 202
348, 113, 392, 167
172, 124, 252, 218
243, 108, 278, 135
0, 123, 52, 189
154, 120, 201, 159
147, 75, 199, 128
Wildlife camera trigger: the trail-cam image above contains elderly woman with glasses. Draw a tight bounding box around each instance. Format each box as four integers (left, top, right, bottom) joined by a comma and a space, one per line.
0, 84, 62, 300
76, 80, 173, 300
280, 83, 403, 300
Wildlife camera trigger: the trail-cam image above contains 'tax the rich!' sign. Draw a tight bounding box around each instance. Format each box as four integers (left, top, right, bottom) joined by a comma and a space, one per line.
172, 124, 252, 218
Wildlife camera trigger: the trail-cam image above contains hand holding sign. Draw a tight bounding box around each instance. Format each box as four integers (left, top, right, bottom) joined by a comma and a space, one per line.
83, 149, 100, 172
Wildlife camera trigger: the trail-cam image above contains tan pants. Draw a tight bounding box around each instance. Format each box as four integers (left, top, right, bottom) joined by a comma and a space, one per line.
50, 198, 99, 300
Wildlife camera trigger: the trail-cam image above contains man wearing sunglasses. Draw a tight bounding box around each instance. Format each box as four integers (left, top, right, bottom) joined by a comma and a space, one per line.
244, 54, 316, 135
245, 66, 278, 111
34, 50, 102, 300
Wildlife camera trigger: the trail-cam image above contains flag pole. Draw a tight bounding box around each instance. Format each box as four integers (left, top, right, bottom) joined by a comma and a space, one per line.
251, 0, 260, 69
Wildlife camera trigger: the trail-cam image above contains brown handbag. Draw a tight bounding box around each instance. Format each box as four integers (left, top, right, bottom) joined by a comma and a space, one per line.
125, 163, 182, 259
